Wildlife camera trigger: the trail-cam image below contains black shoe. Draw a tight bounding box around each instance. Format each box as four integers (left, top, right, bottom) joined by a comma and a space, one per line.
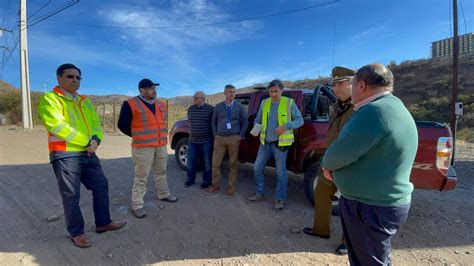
184, 180, 195, 187
200, 183, 210, 189
302, 227, 330, 239
335, 243, 348, 255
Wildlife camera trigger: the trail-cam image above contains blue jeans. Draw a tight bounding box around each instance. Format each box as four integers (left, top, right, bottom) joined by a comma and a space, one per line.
186, 140, 212, 185
253, 142, 289, 200
339, 196, 411, 266
52, 154, 112, 237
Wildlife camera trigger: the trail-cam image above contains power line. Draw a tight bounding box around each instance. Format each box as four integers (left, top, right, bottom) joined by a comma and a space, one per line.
2, 33, 19, 65
48, 1, 338, 29
28, 0, 79, 28
1, 0, 80, 76
1, 0, 13, 48
0, 4, 16, 11
1, 1, 338, 77
28, 0, 52, 21
1, 0, 12, 27
1, 0, 18, 78
0, 33, 19, 79
1, 22, 20, 75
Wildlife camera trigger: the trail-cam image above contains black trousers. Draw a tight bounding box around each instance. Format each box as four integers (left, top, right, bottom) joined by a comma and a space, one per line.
339, 196, 410, 266
52, 154, 112, 237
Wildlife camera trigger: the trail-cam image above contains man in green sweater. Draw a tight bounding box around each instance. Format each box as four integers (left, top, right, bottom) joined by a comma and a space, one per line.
321, 64, 418, 265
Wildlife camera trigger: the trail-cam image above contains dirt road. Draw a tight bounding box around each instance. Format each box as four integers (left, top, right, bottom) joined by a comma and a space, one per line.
0, 127, 473, 265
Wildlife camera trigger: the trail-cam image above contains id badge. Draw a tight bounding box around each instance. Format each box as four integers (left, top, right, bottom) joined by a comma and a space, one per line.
226, 122, 232, 129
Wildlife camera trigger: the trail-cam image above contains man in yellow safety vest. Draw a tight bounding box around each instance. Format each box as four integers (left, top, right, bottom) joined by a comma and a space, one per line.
248, 79, 303, 210
38, 63, 126, 248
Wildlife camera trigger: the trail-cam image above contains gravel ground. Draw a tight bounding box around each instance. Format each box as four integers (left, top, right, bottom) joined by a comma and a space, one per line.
0, 127, 472, 265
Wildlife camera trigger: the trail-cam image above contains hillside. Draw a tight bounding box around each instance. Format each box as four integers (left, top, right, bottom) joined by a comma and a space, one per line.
87, 94, 131, 105
0, 80, 18, 93
167, 55, 473, 115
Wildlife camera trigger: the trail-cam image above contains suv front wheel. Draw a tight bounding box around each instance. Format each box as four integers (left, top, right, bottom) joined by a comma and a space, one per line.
303, 161, 321, 206
303, 160, 341, 214
175, 137, 189, 171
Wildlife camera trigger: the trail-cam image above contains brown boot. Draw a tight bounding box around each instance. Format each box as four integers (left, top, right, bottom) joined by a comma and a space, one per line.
204, 185, 219, 195
225, 186, 235, 198
96, 221, 127, 233
71, 234, 92, 248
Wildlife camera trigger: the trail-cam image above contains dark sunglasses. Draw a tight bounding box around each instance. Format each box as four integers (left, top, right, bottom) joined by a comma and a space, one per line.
66, 75, 82, 81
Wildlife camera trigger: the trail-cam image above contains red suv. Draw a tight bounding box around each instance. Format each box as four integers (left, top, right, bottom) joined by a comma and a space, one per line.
170, 86, 457, 204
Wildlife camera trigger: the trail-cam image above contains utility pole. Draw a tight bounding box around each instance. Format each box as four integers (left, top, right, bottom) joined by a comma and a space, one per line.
451, 0, 459, 165
20, 0, 33, 129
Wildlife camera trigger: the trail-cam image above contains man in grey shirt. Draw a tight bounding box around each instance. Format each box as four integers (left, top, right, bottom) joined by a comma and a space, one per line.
248, 79, 303, 210
205, 84, 248, 198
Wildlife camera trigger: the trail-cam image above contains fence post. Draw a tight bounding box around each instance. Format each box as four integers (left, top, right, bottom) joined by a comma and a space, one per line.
102, 103, 106, 128
113, 100, 116, 132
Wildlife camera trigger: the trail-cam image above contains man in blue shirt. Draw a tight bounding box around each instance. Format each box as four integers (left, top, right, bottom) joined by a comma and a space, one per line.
205, 85, 248, 198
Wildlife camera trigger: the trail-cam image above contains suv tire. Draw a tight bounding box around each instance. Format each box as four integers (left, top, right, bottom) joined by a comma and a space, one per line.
303, 161, 321, 206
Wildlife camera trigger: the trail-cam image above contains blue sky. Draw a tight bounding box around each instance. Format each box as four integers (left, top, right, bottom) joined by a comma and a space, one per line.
0, 0, 473, 97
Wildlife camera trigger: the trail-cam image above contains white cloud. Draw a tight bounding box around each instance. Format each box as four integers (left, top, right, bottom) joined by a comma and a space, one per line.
202, 61, 330, 95
103, 0, 262, 51
233, 73, 274, 88
28, 30, 140, 72
348, 24, 396, 44
87, 0, 265, 89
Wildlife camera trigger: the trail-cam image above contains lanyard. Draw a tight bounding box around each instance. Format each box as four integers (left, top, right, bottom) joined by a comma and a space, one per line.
226, 102, 233, 123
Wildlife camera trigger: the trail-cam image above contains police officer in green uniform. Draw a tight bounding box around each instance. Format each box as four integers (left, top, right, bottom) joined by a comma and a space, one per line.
303, 66, 355, 255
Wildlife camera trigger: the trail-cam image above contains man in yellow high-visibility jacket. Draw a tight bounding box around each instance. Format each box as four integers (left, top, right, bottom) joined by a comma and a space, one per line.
248, 79, 303, 210
38, 63, 125, 248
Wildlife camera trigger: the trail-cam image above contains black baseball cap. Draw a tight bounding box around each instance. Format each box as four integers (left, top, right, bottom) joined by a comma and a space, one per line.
138, 78, 160, 89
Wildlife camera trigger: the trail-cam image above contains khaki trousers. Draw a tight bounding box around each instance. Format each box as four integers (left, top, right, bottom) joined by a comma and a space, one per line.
313, 177, 337, 236
131, 146, 171, 210
211, 135, 240, 187
313, 173, 346, 243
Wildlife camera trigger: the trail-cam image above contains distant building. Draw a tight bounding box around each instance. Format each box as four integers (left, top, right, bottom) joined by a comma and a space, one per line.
431, 32, 474, 58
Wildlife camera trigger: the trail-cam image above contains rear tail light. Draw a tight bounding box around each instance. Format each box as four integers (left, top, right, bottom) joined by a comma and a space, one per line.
436, 137, 453, 176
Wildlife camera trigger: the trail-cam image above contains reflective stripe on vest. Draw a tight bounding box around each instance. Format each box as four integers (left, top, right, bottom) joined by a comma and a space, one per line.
40, 87, 100, 152
127, 96, 168, 148
260, 96, 294, 146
